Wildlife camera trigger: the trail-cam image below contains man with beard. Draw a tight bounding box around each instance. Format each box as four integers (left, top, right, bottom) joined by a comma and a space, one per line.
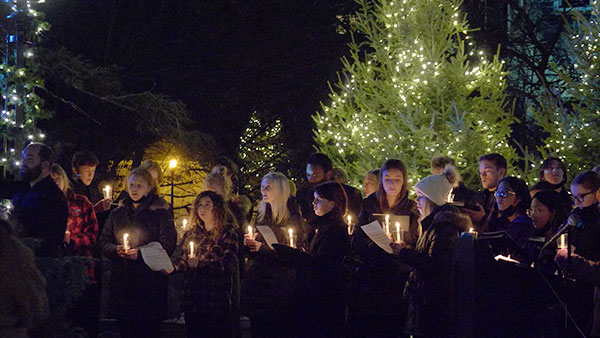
296, 153, 362, 228
0, 143, 68, 257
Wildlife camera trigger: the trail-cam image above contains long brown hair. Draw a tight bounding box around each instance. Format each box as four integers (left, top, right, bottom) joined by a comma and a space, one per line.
376, 159, 408, 211
191, 191, 228, 236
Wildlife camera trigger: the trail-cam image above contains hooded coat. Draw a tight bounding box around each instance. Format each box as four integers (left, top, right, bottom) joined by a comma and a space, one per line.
397, 204, 471, 338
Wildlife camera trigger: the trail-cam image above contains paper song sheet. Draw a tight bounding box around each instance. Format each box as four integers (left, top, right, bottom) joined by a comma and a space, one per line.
361, 220, 393, 254
139, 241, 174, 273
256, 226, 279, 249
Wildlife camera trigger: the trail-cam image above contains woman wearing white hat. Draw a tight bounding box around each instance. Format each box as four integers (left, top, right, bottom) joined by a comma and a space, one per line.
391, 165, 472, 338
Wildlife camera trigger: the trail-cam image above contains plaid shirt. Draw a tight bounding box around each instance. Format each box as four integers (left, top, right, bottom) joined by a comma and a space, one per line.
65, 191, 98, 278
175, 224, 239, 315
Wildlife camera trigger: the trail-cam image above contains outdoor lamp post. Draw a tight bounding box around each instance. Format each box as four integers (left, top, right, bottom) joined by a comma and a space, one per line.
169, 159, 177, 211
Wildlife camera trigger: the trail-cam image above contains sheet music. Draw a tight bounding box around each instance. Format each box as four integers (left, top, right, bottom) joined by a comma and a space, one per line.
256, 225, 279, 249
139, 241, 174, 272
361, 220, 393, 254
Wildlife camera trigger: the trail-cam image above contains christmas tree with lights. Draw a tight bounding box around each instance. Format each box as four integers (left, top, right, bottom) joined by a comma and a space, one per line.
314, 0, 518, 188
238, 111, 287, 199
532, 1, 600, 177
0, 0, 52, 176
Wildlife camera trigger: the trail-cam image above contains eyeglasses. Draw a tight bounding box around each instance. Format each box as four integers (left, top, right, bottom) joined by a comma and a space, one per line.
572, 191, 594, 203
494, 190, 516, 199
543, 168, 563, 173
526, 209, 545, 217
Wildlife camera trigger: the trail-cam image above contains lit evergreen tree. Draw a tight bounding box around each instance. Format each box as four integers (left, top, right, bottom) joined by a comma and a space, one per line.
238, 111, 287, 200
532, 2, 600, 178
0, 0, 52, 175
314, 0, 518, 189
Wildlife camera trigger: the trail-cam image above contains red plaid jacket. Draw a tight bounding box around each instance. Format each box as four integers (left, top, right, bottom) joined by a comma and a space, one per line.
65, 191, 98, 278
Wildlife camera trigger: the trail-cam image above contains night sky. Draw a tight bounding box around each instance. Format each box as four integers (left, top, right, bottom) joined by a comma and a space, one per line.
38, 0, 358, 172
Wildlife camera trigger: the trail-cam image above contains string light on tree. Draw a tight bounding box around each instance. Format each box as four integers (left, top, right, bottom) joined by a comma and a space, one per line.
313, 0, 517, 188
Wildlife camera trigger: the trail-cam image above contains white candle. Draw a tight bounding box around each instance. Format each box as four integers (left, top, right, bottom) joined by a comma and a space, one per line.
123, 233, 130, 251
346, 215, 352, 225
182, 218, 188, 230
247, 225, 254, 237
469, 227, 475, 233
385, 214, 391, 235
288, 228, 295, 248
558, 234, 567, 249
103, 185, 112, 199
395, 222, 401, 242
189, 241, 195, 258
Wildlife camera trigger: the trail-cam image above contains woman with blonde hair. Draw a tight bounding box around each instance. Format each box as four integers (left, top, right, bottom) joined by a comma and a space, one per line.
241, 172, 308, 338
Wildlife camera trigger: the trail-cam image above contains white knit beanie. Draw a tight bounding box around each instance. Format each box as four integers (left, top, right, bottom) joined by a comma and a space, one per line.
414, 165, 460, 206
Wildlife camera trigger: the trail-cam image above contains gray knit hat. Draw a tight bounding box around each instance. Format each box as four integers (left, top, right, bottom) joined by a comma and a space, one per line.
414, 165, 460, 206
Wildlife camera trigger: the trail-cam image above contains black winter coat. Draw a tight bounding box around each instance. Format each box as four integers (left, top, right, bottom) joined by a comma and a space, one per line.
294, 212, 350, 337
397, 204, 471, 338
241, 198, 309, 322
99, 194, 177, 321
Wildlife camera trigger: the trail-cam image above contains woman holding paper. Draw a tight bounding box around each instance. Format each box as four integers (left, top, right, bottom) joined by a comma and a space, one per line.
242, 172, 308, 338
390, 165, 471, 337
172, 191, 239, 338
99, 168, 177, 337
348, 159, 419, 337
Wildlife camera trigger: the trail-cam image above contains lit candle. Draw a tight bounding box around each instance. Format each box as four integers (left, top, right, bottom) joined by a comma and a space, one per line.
103, 185, 112, 199
182, 218, 188, 230
385, 214, 391, 235
558, 234, 567, 249
247, 225, 254, 237
123, 233, 130, 251
346, 215, 353, 235
469, 227, 475, 233
288, 228, 295, 248
395, 222, 401, 242
189, 241, 195, 258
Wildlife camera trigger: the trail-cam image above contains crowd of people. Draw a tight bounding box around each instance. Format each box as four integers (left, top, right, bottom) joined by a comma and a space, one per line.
2, 142, 600, 337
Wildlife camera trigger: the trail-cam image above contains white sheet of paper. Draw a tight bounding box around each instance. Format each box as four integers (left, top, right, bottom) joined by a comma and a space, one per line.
361, 220, 393, 254
256, 225, 279, 249
139, 241, 174, 272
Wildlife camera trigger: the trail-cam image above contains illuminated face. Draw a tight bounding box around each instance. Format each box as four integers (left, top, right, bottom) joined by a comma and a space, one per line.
495, 181, 520, 212
261, 179, 276, 204
382, 168, 404, 198
75, 165, 97, 186
479, 160, 505, 190
529, 198, 554, 229
196, 196, 215, 224
542, 160, 564, 185
127, 174, 152, 202
312, 192, 336, 217
363, 173, 378, 197
306, 164, 327, 184
571, 184, 597, 209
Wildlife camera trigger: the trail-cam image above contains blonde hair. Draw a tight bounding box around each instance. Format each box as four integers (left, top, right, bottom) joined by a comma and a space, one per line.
50, 163, 71, 193
139, 160, 164, 184
258, 172, 291, 225
204, 165, 233, 201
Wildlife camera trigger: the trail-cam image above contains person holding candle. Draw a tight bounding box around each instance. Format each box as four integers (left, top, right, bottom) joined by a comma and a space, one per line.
50, 163, 100, 336
241, 172, 308, 338
349, 159, 419, 337
483, 176, 534, 253
282, 181, 351, 337
99, 168, 176, 338
389, 164, 471, 337
171, 191, 239, 338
